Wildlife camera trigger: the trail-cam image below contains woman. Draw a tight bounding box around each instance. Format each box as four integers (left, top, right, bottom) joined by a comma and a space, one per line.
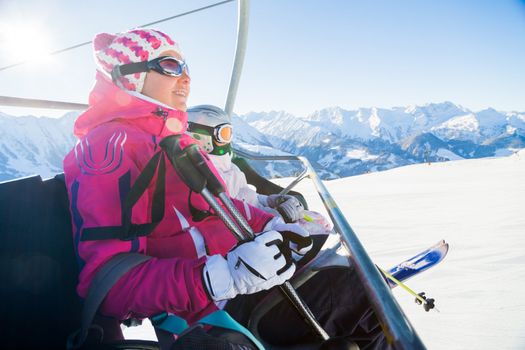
64, 29, 386, 349
63, 28, 306, 348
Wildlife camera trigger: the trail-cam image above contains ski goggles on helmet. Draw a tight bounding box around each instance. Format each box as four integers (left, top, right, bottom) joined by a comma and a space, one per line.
111, 56, 190, 83
187, 122, 233, 153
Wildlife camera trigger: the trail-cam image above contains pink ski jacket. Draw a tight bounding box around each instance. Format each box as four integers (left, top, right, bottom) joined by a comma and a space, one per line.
63, 72, 273, 324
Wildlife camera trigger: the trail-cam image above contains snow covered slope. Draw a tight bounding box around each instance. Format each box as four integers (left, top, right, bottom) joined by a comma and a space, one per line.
273, 150, 525, 349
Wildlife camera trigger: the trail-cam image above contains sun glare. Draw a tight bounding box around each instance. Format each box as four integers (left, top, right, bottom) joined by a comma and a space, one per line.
0, 20, 54, 65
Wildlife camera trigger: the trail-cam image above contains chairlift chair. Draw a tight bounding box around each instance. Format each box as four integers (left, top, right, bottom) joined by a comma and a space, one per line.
0, 0, 427, 348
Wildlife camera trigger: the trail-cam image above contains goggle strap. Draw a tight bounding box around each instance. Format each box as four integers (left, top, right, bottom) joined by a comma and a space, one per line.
188, 122, 232, 143
117, 61, 149, 76
187, 122, 213, 135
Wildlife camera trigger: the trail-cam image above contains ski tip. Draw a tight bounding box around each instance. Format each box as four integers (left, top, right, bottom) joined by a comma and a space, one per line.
438, 239, 449, 253
435, 241, 449, 259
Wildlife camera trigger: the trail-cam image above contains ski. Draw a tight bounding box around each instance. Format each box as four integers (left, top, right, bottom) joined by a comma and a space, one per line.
387, 240, 449, 288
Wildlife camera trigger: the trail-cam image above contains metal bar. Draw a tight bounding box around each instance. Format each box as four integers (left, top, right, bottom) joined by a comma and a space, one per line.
234, 147, 300, 161
232, 147, 426, 349
0, 96, 88, 110
297, 156, 425, 349
278, 168, 308, 195
224, 0, 250, 118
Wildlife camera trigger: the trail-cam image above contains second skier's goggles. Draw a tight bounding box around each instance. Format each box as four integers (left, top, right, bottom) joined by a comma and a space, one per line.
111, 56, 190, 83
187, 122, 233, 153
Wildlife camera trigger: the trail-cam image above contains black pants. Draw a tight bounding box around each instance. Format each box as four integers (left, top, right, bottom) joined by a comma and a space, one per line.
225, 264, 387, 349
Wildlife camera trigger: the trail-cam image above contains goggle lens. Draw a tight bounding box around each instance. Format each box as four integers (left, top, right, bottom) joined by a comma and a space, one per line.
216, 124, 233, 143
159, 59, 182, 74
156, 57, 190, 77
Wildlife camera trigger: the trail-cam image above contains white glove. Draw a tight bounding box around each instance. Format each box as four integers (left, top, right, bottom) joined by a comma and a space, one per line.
203, 230, 295, 301
265, 217, 313, 260
265, 194, 305, 223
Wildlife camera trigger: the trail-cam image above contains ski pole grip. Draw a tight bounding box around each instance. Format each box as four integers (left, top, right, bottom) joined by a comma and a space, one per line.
160, 136, 207, 193
186, 146, 226, 196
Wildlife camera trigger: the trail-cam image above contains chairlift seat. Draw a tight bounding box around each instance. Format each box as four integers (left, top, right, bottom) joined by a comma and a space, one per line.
0, 162, 325, 350
0, 174, 81, 349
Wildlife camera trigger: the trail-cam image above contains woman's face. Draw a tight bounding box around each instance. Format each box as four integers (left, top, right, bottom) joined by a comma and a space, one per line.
141, 50, 191, 111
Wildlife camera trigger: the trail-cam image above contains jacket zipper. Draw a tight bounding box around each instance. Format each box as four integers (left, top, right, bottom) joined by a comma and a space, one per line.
155, 107, 169, 136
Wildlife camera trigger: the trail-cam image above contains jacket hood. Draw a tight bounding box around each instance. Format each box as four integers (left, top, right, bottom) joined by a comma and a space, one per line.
74, 71, 187, 137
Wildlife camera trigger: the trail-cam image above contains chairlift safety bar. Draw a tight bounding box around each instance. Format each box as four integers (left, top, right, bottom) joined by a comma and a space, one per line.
233, 147, 427, 350
0, 96, 88, 110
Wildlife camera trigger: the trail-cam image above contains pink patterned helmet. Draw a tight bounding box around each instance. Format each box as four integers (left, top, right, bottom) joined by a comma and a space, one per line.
93, 28, 183, 92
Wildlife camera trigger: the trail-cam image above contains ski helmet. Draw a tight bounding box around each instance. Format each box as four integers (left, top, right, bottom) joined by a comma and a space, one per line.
187, 105, 233, 155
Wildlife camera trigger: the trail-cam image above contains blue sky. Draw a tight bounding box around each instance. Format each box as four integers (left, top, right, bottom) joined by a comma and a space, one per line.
0, 0, 524, 118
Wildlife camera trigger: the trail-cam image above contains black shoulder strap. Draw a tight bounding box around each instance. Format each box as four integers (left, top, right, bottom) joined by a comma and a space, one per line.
82, 151, 166, 241
67, 253, 152, 349
187, 190, 213, 222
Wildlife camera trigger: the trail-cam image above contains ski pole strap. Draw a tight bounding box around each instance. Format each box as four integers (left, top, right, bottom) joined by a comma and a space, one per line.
150, 310, 265, 350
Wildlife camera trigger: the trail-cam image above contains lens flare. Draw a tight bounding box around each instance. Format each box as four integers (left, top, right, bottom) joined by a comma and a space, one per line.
0, 20, 54, 65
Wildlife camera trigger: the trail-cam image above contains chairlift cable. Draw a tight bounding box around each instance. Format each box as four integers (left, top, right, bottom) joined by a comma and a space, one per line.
135, 0, 234, 28
0, 0, 235, 73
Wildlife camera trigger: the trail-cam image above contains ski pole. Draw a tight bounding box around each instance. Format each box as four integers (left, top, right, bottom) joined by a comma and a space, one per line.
185, 146, 330, 340
379, 267, 438, 312
278, 168, 309, 196
160, 136, 330, 341
160, 138, 245, 241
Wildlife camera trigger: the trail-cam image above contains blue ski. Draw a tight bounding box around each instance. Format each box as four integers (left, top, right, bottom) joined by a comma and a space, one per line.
387, 240, 449, 288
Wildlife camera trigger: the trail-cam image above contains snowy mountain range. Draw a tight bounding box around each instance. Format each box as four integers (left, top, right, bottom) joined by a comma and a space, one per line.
0, 102, 524, 181
233, 102, 525, 179
0, 111, 78, 181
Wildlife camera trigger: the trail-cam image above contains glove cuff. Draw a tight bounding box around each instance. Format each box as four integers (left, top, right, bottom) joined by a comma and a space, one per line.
203, 255, 236, 301
257, 194, 269, 207
277, 198, 304, 223
266, 194, 282, 208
